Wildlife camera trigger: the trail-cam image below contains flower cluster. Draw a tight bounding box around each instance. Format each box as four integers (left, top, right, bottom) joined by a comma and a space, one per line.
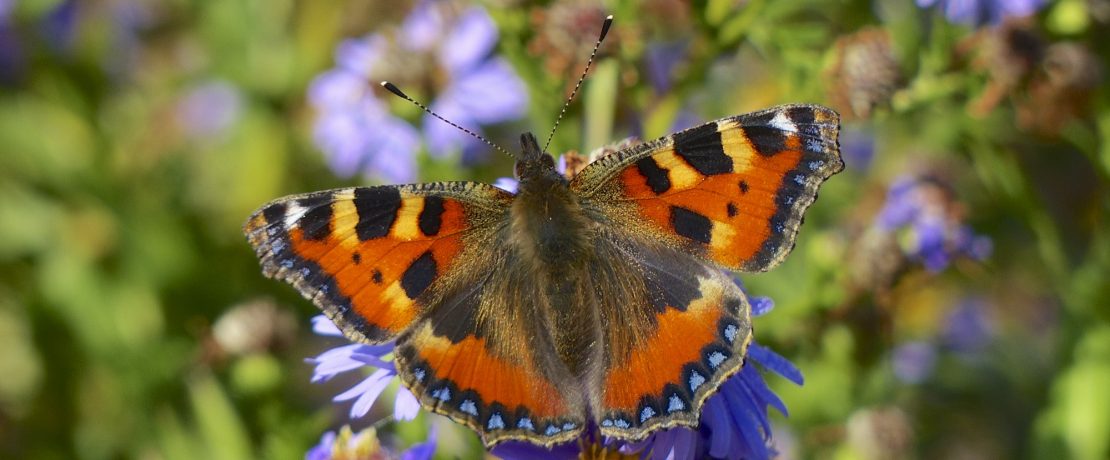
308, 1, 527, 183
874, 175, 992, 273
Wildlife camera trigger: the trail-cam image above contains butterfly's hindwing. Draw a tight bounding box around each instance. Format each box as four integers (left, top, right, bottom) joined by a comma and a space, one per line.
587, 235, 753, 439
573, 104, 842, 272
394, 247, 588, 448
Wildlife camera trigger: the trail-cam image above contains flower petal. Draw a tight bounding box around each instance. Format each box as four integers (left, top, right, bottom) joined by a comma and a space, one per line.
439, 7, 498, 74
748, 342, 805, 386
311, 315, 343, 337
393, 386, 421, 421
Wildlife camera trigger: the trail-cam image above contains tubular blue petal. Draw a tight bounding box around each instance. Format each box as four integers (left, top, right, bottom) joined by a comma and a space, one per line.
748, 342, 805, 386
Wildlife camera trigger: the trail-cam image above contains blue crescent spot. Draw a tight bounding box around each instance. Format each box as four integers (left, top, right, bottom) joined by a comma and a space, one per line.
708, 351, 727, 368
640, 406, 656, 423
793, 174, 806, 186
668, 395, 685, 413
689, 371, 706, 391
413, 368, 426, 382
614, 418, 631, 429
280, 259, 294, 269
487, 413, 505, 430
431, 387, 451, 401
562, 422, 576, 430
459, 399, 478, 416
544, 425, 561, 436
808, 160, 824, 170
517, 417, 534, 431
724, 324, 739, 343
270, 239, 286, 253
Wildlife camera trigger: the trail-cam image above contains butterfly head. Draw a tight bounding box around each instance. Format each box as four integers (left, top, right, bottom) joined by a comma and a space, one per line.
513, 132, 564, 191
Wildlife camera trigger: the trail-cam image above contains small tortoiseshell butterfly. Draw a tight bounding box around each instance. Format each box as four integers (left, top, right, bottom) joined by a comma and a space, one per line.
245, 16, 842, 449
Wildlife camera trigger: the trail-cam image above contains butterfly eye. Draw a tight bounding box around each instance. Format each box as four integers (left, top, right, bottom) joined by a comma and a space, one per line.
541, 154, 555, 168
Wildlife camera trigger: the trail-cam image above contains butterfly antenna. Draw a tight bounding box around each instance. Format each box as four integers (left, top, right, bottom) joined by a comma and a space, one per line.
379, 81, 510, 156
542, 14, 614, 154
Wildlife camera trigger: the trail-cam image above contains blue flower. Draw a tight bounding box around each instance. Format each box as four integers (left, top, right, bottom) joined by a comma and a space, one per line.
916, 0, 1046, 26
307, 315, 421, 421
875, 175, 992, 272
892, 341, 938, 384
308, 35, 421, 183
176, 80, 244, 141
307, 3, 526, 182
407, 3, 528, 163
305, 424, 436, 460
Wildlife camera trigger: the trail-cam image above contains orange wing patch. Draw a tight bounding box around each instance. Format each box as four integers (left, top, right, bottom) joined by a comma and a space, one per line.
243, 183, 509, 344
595, 266, 753, 440
395, 321, 585, 448
576, 104, 842, 272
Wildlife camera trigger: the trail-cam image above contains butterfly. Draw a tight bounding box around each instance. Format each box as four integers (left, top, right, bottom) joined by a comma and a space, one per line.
244, 101, 842, 447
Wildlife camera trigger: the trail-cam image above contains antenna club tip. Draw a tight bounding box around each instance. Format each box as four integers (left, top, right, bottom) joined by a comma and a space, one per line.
600, 15, 614, 39
380, 81, 408, 99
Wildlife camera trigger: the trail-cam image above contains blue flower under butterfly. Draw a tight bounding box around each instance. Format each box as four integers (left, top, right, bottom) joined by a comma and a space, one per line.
305, 276, 801, 460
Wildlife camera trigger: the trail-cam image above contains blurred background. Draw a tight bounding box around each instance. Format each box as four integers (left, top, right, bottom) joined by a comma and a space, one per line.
1, 0, 1107, 459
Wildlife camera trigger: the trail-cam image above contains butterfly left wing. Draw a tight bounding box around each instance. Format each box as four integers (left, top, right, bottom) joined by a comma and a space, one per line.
243, 183, 511, 344
572, 104, 842, 272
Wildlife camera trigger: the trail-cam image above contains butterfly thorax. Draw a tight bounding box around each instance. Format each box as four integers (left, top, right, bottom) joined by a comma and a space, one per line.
509, 133, 596, 279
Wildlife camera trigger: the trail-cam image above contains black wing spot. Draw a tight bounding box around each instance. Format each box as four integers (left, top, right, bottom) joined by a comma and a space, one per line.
635, 157, 672, 194
419, 196, 446, 236
371, 269, 383, 284
726, 202, 738, 217
674, 122, 732, 175
400, 252, 437, 299
354, 188, 402, 240
739, 180, 750, 194
670, 206, 713, 245
352, 252, 362, 265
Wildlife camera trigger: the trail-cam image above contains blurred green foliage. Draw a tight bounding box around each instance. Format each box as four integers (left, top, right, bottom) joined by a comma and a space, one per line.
1, 0, 1107, 459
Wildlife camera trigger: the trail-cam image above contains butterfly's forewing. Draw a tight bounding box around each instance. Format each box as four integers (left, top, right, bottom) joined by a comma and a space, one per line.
571, 104, 840, 438
573, 104, 843, 272
244, 183, 509, 342
245, 182, 587, 447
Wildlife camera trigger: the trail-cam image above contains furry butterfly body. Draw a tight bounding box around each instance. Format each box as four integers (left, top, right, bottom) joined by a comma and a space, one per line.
245, 104, 843, 447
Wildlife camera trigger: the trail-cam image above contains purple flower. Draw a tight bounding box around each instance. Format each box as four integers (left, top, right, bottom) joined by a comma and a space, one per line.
414, 4, 528, 163
176, 80, 244, 140
307, 315, 421, 421
892, 341, 938, 384
0, 0, 12, 24
875, 175, 992, 272
307, 3, 526, 181
308, 37, 421, 183
916, 0, 1046, 26
305, 424, 436, 460
645, 40, 689, 94
840, 126, 875, 171
941, 297, 995, 353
